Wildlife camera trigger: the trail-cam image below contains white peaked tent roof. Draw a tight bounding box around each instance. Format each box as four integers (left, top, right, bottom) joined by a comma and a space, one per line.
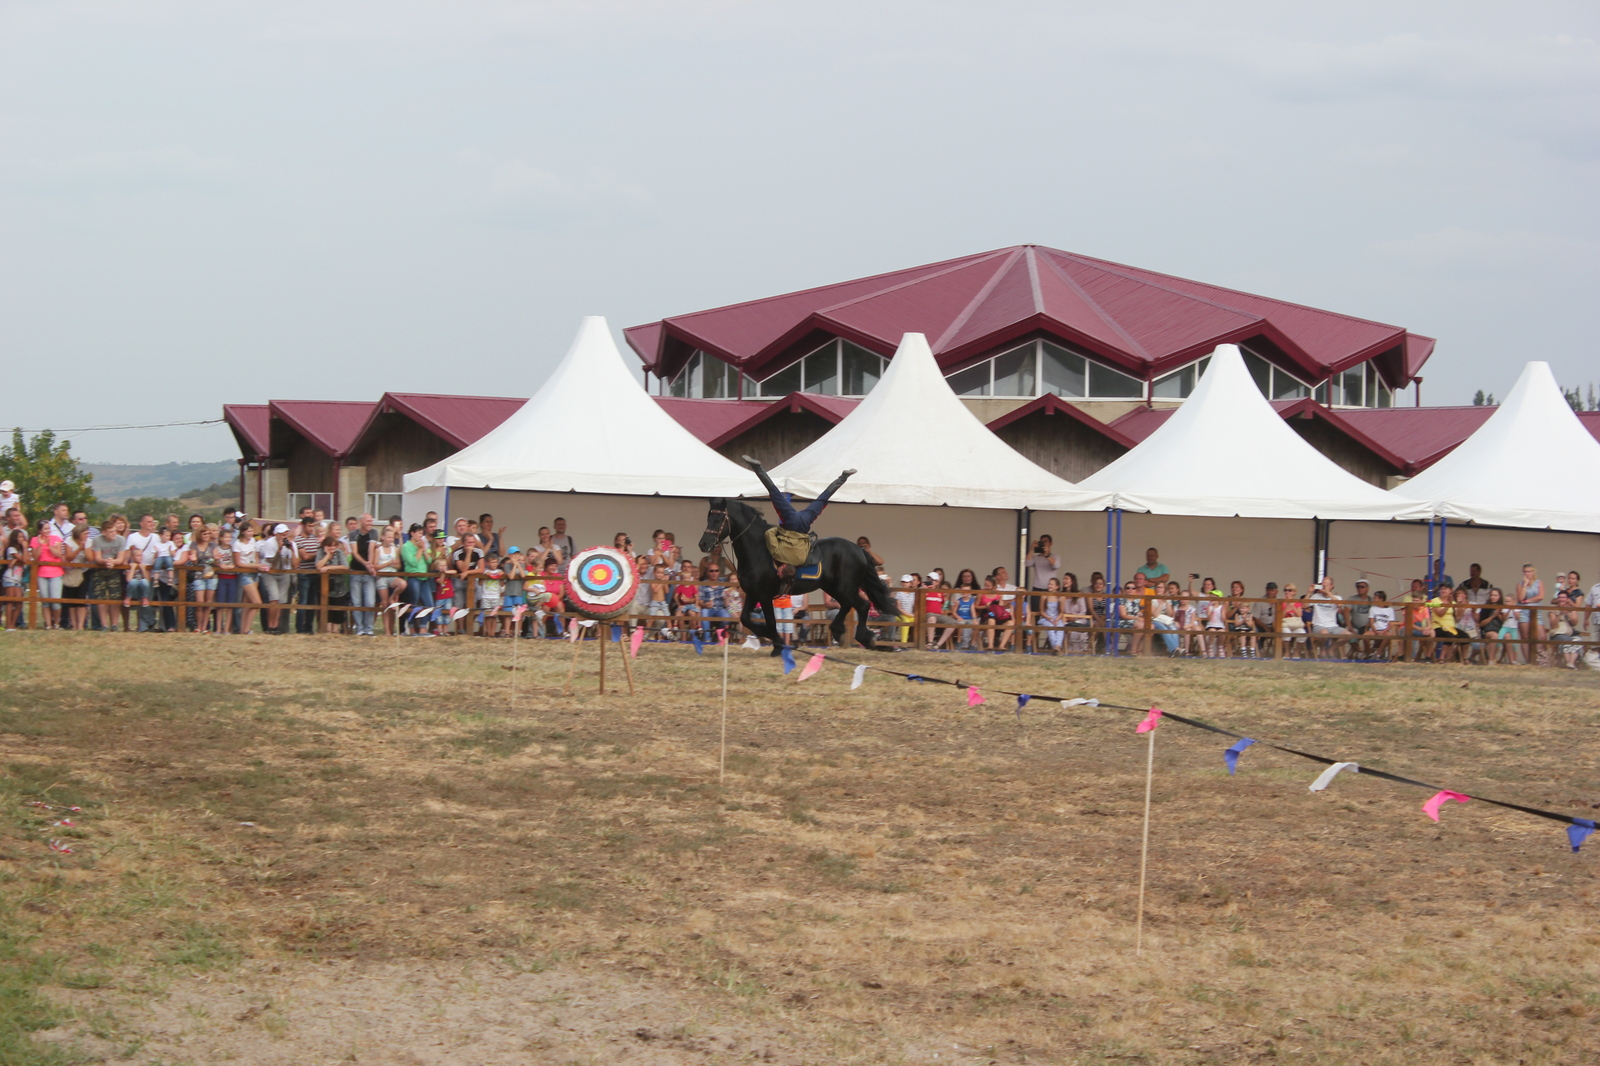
1394, 361, 1600, 532
1078, 344, 1431, 521
403, 317, 762, 497
771, 333, 1107, 509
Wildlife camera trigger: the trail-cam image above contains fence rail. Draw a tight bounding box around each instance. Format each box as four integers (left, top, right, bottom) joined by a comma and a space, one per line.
4, 561, 1595, 665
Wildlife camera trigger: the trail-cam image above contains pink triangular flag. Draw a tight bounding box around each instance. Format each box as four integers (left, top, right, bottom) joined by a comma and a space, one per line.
1422, 790, 1471, 822
1136, 707, 1163, 733
512, 604, 527, 622
717, 628, 729, 645
797, 654, 825, 681
967, 686, 985, 707
567, 619, 580, 641
630, 626, 645, 658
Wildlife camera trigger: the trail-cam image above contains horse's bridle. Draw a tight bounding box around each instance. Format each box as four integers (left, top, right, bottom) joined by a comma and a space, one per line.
703, 505, 755, 551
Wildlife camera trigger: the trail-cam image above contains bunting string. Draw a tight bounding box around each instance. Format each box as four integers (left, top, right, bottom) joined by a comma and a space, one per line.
804, 650, 1597, 851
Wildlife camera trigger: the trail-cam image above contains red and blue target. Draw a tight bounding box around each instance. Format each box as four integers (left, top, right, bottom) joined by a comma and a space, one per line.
564, 546, 639, 619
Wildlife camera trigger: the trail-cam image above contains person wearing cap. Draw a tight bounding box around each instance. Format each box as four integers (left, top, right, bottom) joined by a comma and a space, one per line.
1250, 581, 1281, 656
0, 480, 19, 519
259, 523, 296, 633
1348, 580, 1374, 659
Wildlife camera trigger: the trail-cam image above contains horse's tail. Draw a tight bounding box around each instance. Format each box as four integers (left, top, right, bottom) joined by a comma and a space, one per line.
859, 556, 899, 617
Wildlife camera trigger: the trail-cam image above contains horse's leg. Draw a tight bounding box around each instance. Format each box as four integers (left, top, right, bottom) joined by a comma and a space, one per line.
851, 591, 877, 649
829, 598, 850, 647
762, 598, 783, 656
741, 596, 774, 644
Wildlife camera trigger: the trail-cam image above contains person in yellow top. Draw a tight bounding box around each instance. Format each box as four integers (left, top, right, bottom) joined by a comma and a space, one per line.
1430, 580, 1460, 662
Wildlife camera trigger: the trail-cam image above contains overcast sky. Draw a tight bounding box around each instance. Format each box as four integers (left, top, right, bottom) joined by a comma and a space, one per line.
2, 0, 1595, 463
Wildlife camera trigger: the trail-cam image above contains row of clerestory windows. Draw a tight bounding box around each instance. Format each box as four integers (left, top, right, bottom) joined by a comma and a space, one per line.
664, 339, 1396, 407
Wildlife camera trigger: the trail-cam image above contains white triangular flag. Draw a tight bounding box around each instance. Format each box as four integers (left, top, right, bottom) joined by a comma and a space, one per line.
450, 609, 469, 621
851, 664, 867, 690
1309, 762, 1359, 792
742, 635, 761, 650
1060, 697, 1099, 708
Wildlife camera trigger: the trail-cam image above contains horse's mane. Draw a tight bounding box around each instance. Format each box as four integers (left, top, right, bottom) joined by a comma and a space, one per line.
724, 497, 772, 533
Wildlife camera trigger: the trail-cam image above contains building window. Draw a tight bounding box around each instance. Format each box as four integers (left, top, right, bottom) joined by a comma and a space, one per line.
757, 339, 886, 398
1150, 356, 1211, 399
365, 493, 403, 521
667, 350, 741, 398
287, 492, 333, 519
947, 340, 1142, 399
1240, 347, 1313, 402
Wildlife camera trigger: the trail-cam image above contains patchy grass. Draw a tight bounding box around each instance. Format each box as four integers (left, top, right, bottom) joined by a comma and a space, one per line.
0, 631, 1597, 1064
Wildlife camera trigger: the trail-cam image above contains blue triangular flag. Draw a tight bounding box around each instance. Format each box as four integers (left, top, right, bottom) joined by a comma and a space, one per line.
779, 645, 795, 673
1015, 694, 1030, 722
691, 631, 704, 655
1224, 738, 1257, 776
1569, 818, 1596, 852
906, 674, 924, 683
611, 624, 622, 641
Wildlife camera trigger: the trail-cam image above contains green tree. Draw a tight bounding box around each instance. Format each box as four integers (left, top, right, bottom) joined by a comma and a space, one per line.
0, 429, 96, 520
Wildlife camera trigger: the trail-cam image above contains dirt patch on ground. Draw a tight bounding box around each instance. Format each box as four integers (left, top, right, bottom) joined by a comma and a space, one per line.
2, 633, 1598, 1064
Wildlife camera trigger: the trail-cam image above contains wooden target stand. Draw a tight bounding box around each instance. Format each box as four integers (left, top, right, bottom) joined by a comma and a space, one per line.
559, 547, 642, 698
560, 617, 636, 697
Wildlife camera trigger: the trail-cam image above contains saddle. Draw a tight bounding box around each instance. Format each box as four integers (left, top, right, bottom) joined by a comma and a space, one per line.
764, 528, 820, 581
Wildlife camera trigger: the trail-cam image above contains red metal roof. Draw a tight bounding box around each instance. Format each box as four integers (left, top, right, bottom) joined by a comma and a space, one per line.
365, 393, 529, 450
626, 245, 1433, 391
269, 400, 378, 458
223, 404, 271, 458
650, 398, 773, 445
692, 393, 861, 449
984, 394, 1138, 449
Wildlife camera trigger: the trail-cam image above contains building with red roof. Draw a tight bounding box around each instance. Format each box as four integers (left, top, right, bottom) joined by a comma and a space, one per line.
626, 244, 1432, 418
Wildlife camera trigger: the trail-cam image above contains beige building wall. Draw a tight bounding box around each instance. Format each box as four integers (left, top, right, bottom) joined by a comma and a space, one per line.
261, 468, 290, 522
337, 466, 367, 522
1329, 522, 1600, 597
1028, 511, 1317, 592
442, 490, 1018, 578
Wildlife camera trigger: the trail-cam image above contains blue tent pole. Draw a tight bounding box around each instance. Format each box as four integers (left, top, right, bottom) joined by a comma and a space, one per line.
1104, 508, 1113, 657
1112, 507, 1124, 657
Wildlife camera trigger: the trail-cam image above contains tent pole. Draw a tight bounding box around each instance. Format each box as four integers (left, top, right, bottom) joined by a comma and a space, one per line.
1016, 509, 1030, 591
1105, 509, 1113, 657
1112, 508, 1123, 657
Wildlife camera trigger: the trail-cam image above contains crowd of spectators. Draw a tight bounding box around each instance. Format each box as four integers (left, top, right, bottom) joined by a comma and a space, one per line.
2, 492, 1596, 669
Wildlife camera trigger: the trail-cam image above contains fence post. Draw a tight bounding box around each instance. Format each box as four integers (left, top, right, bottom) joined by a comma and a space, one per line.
27, 556, 39, 631
320, 570, 330, 633
1273, 600, 1284, 660
1525, 604, 1537, 666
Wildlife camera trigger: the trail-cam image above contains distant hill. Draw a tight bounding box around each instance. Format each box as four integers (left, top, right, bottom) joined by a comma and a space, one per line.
84, 461, 241, 504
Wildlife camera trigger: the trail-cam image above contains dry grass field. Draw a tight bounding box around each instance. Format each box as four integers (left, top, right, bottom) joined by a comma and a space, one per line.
1, 631, 1598, 1065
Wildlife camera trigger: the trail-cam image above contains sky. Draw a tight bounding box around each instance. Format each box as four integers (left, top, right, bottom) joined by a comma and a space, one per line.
1, 0, 1596, 463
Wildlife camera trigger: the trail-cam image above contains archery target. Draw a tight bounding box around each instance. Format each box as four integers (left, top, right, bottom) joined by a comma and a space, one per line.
564, 546, 639, 619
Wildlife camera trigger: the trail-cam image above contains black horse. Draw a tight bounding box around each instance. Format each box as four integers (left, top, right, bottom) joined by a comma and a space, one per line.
700, 498, 899, 651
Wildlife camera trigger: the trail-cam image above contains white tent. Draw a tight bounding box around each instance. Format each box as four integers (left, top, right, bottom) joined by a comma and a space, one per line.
1077, 344, 1431, 521
771, 333, 1107, 509
1393, 361, 1600, 533
403, 317, 762, 498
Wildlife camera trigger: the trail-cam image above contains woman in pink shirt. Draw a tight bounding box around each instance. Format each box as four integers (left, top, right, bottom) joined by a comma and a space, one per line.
29, 519, 66, 630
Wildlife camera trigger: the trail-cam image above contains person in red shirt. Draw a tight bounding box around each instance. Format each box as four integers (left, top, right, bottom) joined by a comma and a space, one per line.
540, 559, 565, 637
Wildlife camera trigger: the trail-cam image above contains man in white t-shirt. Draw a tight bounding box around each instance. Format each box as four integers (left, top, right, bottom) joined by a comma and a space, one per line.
124, 514, 162, 632
1306, 576, 1350, 660
0, 480, 20, 518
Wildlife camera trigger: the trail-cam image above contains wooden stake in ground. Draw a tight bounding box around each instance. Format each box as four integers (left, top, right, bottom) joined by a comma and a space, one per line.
509, 611, 521, 710
1135, 712, 1159, 956
618, 625, 635, 696
561, 619, 583, 697
719, 628, 731, 784
598, 620, 607, 695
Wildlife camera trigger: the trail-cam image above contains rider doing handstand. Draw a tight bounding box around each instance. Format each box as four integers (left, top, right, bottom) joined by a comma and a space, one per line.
743, 455, 855, 582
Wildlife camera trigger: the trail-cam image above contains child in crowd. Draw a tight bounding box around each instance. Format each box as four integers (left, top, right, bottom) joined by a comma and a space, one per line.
1368, 591, 1394, 660
480, 553, 505, 637
501, 548, 526, 635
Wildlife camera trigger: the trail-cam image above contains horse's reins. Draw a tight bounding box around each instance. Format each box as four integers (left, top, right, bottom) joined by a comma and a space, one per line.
702, 506, 758, 551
